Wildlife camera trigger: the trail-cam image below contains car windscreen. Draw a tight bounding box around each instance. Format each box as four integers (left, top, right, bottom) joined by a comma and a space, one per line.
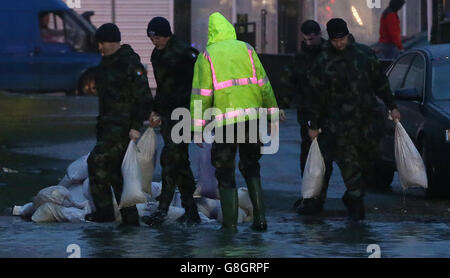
432, 59, 450, 100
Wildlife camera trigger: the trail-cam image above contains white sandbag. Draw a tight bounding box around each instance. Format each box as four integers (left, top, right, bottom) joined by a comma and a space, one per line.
66, 154, 89, 184
67, 182, 86, 205
195, 143, 219, 199
394, 120, 428, 189
12, 202, 36, 217
31, 203, 57, 222
58, 174, 74, 187
119, 141, 147, 209
137, 128, 157, 195
82, 178, 95, 211
150, 182, 162, 201
33, 185, 85, 209
301, 138, 326, 199
137, 202, 213, 224
31, 202, 90, 223
196, 197, 222, 219
238, 187, 253, 222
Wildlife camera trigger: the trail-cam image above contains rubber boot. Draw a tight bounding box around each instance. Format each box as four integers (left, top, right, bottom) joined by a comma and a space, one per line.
142, 185, 174, 227
176, 196, 201, 226
246, 177, 267, 231
342, 190, 365, 221
295, 198, 324, 215
119, 206, 140, 226
219, 187, 238, 233
85, 208, 115, 223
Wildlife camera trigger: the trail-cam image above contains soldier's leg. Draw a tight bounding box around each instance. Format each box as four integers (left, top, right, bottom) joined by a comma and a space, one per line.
212, 136, 238, 232
173, 142, 200, 225
299, 123, 311, 176
238, 130, 267, 231
86, 144, 116, 222
334, 143, 366, 221
106, 142, 140, 226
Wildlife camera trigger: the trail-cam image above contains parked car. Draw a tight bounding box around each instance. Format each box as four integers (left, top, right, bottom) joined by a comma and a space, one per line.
0, 0, 101, 95
377, 44, 450, 198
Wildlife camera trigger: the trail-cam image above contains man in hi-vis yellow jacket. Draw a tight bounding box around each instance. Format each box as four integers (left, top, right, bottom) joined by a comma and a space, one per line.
190, 12, 278, 232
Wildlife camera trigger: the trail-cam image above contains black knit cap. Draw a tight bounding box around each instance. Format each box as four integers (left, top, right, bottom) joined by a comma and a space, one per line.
327, 18, 349, 40
95, 23, 121, 42
147, 17, 172, 37
301, 20, 321, 35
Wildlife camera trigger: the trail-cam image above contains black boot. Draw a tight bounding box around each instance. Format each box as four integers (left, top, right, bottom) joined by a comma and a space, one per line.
85, 209, 115, 223
142, 208, 168, 227
246, 178, 267, 232
176, 196, 201, 226
342, 191, 365, 221
120, 206, 140, 226
296, 198, 324, 215
143, 182, 175, 227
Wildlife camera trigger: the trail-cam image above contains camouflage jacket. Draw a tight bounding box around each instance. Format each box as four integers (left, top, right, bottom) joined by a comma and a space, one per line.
151, 36, 199, 118
94, 44, 153, 139
284, 39, 326, 124
306, 39, 397, 139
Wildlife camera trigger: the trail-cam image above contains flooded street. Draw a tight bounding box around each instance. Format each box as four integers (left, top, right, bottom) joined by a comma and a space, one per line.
0, 92, 449, 258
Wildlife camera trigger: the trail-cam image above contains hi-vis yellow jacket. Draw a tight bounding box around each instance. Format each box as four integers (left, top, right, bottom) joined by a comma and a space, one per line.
190, 12, 278, 132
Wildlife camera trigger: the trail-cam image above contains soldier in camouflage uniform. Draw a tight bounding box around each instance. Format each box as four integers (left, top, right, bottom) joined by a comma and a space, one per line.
306, 19, 401, 221
284, 20, 334, 215
142, 17, 201, 227
85, 23, 153, 225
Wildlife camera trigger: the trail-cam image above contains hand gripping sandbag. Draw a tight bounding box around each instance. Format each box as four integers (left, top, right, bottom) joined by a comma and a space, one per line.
119, 140, 147, 209
136, 128, 157, 195
301, 138, 326, 199
394, 120, 428, 189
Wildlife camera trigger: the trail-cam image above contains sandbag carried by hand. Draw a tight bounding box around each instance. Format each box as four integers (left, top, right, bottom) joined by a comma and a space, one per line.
301, 138, 326, 199
119, 140, 147, 209
136, 128, 157, 195
394, 120, 428, 189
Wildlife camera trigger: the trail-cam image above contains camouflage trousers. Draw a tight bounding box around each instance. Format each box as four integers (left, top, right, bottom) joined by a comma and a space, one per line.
318, 133, 379, 196
158, 119, 196, 209
300, 123, 333, 201
87, 135, 139, 222
211, 121, 262, 189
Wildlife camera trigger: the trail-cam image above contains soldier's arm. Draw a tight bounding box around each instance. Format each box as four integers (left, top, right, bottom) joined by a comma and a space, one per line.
305, 61, 326, 130
370, 55, 398, 111
127, 60, 154, 131
174, 48, 200, 109
251, 47, 278, 121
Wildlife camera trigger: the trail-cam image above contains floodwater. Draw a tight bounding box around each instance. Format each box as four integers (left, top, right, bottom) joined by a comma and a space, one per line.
0, 92, 449, 258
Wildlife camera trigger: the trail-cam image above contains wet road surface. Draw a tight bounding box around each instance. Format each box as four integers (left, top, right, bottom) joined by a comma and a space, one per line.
0, 92, 449, 258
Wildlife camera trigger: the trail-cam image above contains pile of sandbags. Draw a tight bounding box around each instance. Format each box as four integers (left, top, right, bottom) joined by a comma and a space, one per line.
13, 127, 254, 225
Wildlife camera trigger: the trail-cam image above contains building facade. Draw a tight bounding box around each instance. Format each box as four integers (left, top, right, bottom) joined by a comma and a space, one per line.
68, 0, 444, 87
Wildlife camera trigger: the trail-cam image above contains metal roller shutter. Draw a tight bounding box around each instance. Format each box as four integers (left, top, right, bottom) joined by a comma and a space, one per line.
72, 0, 174, 89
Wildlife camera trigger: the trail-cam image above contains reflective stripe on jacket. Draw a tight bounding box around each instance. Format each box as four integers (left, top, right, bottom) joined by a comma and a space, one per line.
190, 12, 278, 132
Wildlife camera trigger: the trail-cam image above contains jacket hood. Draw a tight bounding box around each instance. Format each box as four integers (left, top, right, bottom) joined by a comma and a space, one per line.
207, 12, 237, 46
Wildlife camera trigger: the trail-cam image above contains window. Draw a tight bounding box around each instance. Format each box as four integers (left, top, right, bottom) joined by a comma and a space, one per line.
432, 61, 450, 100
387, 54, 416, 93
39, 12, 65, 44
402, 55, 426, 98
38, 11, 90, 52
